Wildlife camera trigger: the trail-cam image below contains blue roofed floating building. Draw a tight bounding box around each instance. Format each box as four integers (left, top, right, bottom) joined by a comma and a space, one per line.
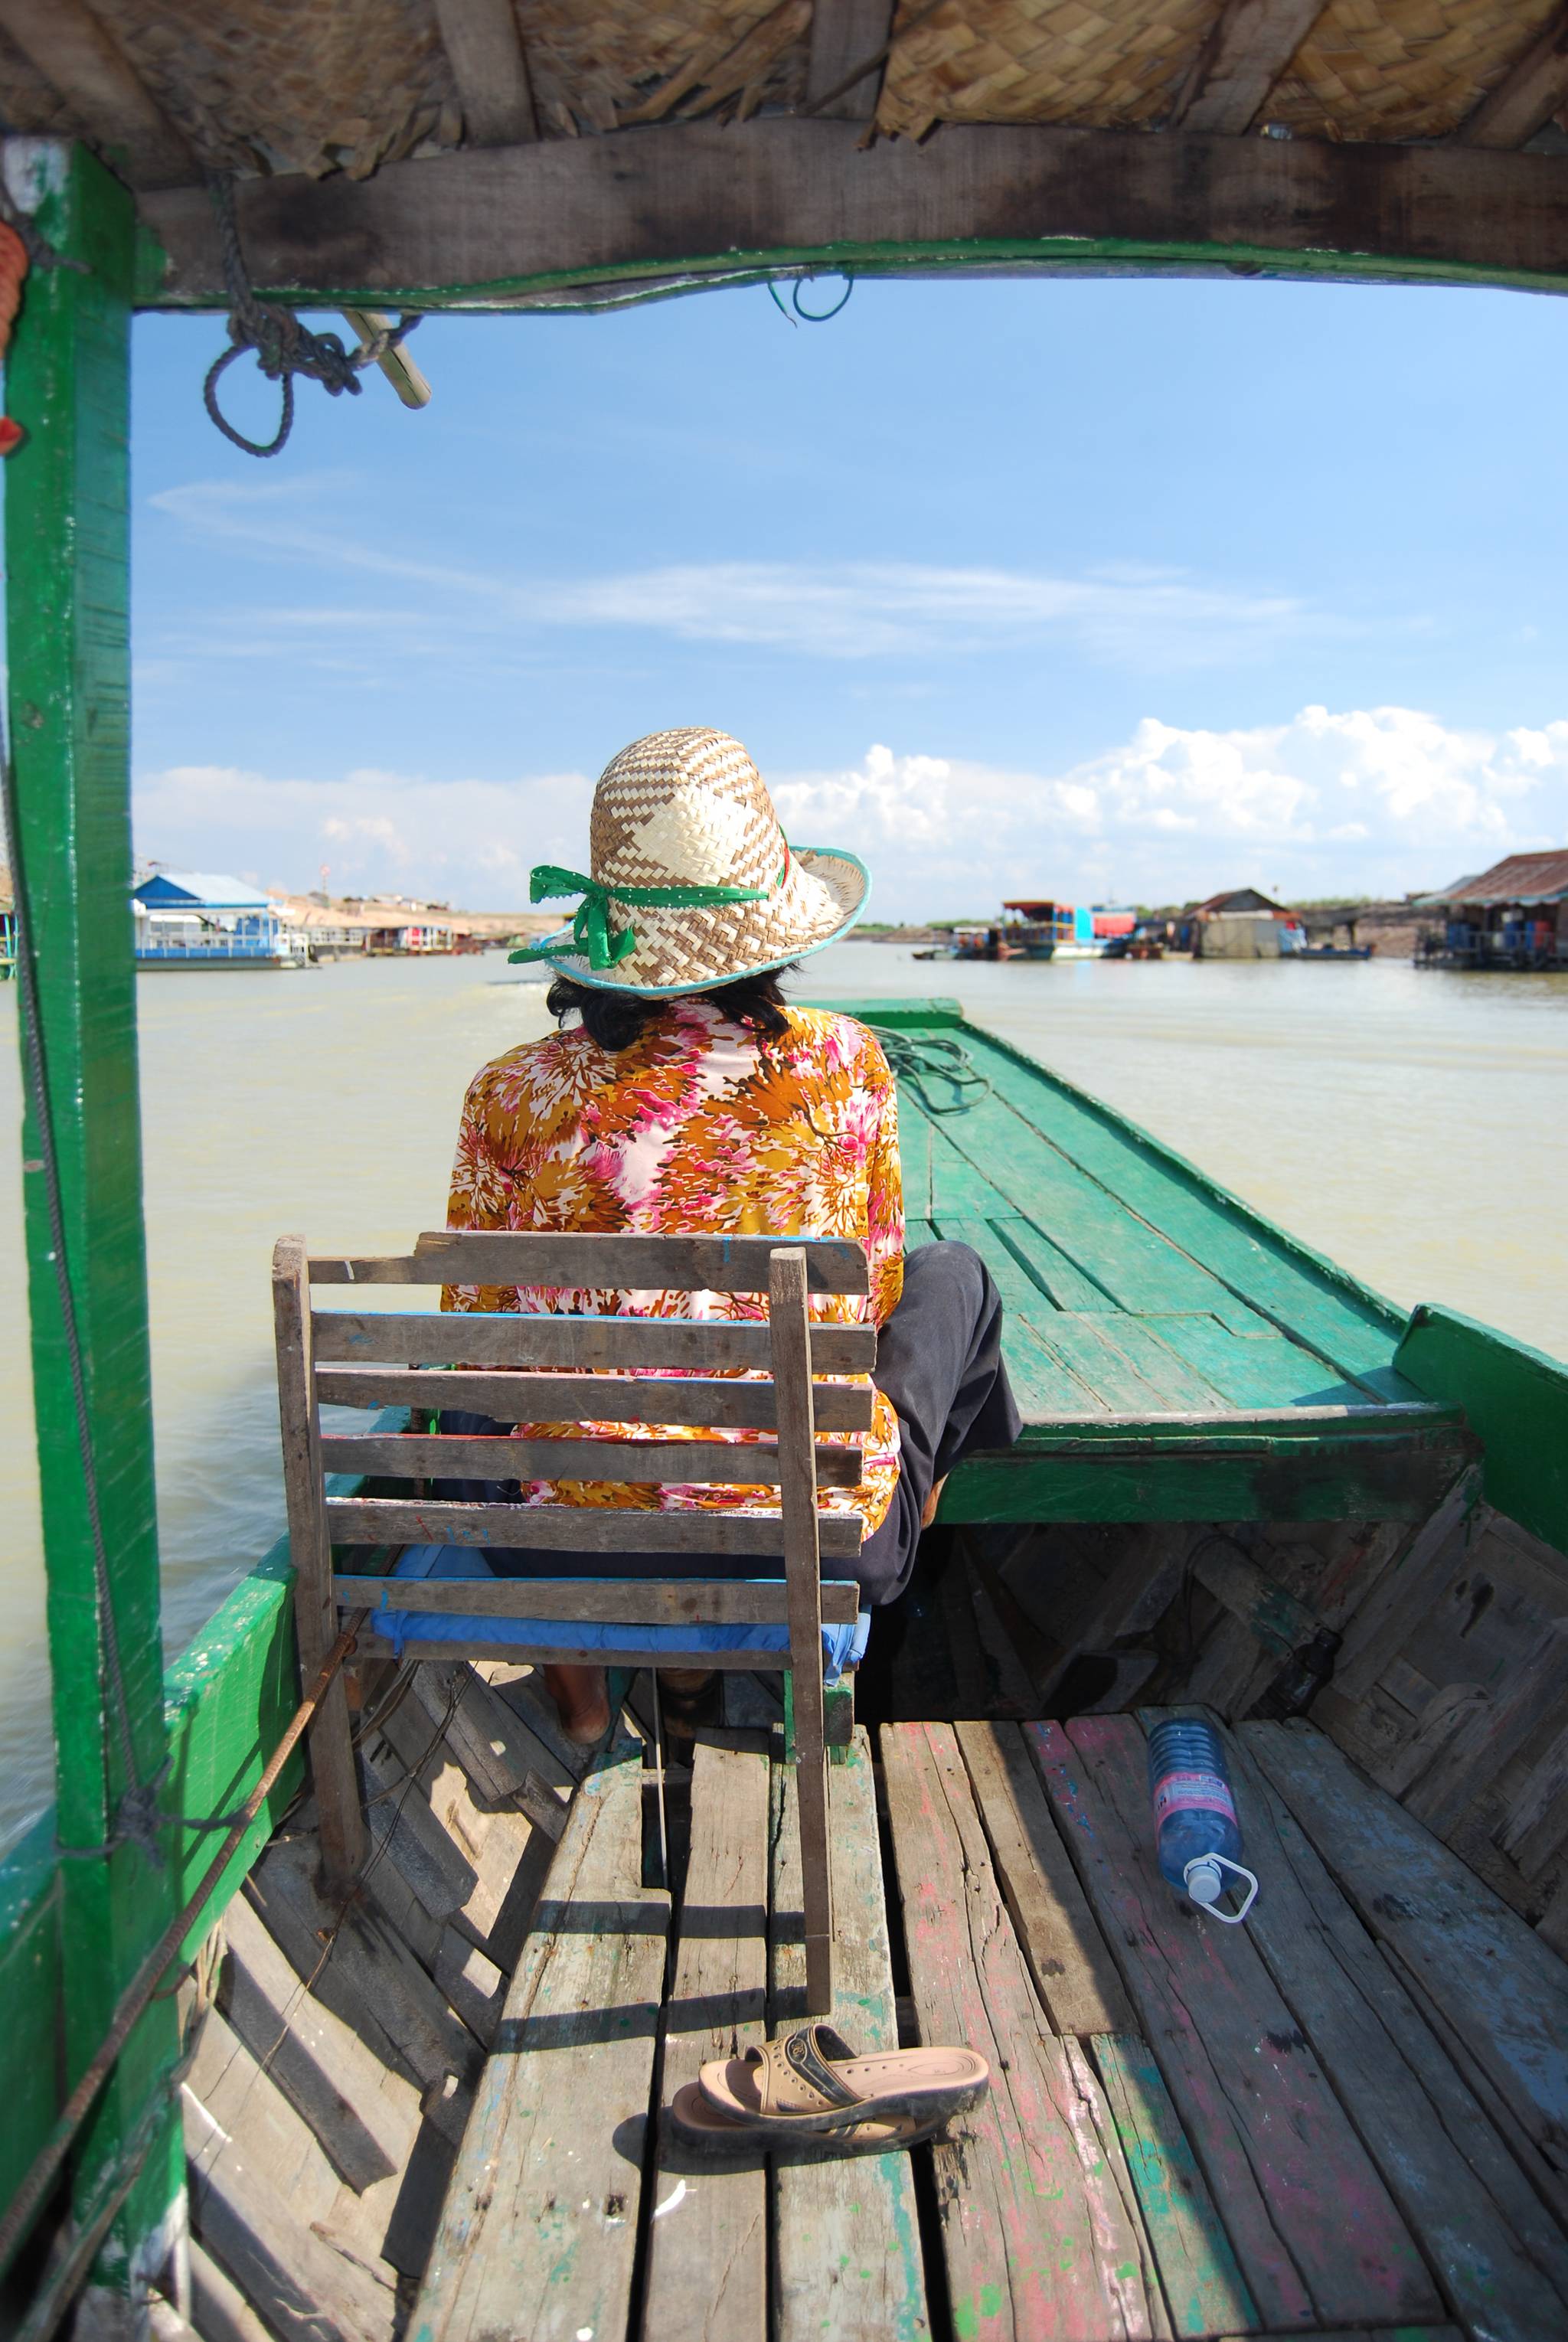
131, 871, 309, 968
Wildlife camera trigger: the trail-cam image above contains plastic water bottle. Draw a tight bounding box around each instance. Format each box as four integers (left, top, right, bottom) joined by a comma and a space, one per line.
1147, 1719, 1259, 1923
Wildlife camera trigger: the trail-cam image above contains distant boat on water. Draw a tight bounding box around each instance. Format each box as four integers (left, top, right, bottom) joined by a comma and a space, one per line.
950, 900, 1137, 960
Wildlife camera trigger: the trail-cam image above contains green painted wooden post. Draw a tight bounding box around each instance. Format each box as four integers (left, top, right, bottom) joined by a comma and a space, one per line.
3, 139, 182, 2300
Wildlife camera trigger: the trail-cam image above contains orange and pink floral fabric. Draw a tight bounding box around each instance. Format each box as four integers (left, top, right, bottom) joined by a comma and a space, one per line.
443, 998, 904, 1530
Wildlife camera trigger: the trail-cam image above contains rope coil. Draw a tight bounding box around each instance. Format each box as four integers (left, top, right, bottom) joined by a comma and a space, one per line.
204, 174, 421, 456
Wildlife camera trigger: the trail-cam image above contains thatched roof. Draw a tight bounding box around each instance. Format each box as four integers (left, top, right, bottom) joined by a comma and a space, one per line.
4, 1, 1567, 303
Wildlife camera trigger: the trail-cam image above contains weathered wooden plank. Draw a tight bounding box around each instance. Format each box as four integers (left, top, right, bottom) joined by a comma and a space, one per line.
882, 1721, 1169, 2341
1027, 1718, 1440, 2330
358, 1632, 796, 1669
413, 1743, 670, 2341
321, 1431, 865, 1485
312, 1228, 870, 1292
1501, 1716, 1568, 1874
942, 1432, 1466, 1528
1404, 1618, 1568, 1836
246, 1834, 482, 2096
219, 1890, 421, 2193
1191, 1536, 1322, 1659
927, 1216, 1107, 1418
1170, 0, 1326, 132
276, 1236, 368, 1894
139, 124, 1568, 315
315, 1364, 874, 1431
1333, 1465, 1481, 1700
1089, 2033, 1258, 2338
433, 0, 537, 143
771, 1246, 833, 2014
805, 0, 893, 116
1208, 1718, 1568, 2338
1248, 1719, 1568, 2182
188, 2237, 276, 2342
772, 1730, 930, 2342
1142, 1311, 1368, 1409
182, 2056, 397, 2342
1462, 2, 1568, 149
312, 1308, 876, 1372
642, 1739, 770, 2340
326, 1494, 864, 1556
335, 1570, 861, 1623
953, 1719, 1137, 2037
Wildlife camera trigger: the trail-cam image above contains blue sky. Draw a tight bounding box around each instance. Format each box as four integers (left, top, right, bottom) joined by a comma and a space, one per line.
130, 271, 1568, 916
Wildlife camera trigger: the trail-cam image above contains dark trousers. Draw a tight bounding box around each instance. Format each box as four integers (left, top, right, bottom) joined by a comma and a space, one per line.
434, 1241, 1021, 1608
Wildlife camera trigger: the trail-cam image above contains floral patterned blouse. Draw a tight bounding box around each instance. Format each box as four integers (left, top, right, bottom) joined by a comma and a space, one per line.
443, 998, 904, 1531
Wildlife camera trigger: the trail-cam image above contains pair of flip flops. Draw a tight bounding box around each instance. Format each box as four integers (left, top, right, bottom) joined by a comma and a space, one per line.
668, 2022, 990, 2157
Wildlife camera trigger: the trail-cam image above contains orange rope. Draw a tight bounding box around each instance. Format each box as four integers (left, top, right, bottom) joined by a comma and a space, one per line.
0, 220, 29, 455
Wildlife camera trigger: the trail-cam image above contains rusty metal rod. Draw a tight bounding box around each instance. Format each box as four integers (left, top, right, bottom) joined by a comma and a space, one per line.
0, 1613, 368, 2284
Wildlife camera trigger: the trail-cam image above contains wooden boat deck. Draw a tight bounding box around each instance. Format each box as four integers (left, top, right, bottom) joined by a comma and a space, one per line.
190, 1664, 1568, 2342
827, 999, 1475, 1527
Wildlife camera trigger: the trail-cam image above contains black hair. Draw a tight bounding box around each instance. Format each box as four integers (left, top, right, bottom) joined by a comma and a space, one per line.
546, 964, 799, 1052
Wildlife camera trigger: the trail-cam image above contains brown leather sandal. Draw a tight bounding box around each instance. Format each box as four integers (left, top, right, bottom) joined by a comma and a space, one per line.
697, 2022, 988, 2136
667, 2080, 939, 2159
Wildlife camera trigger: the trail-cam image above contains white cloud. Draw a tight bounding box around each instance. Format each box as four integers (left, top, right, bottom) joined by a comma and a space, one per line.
133, 705, 1568, 916
134, 762, 593, 904
148, 474, 1322, 669
773, 707, 1568, 911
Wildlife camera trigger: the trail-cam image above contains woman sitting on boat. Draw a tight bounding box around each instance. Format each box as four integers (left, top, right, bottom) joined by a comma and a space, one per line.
440, 727, 1021, 1744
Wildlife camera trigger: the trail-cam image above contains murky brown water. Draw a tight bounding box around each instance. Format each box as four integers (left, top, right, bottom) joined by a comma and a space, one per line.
3, 941, 1565, 1847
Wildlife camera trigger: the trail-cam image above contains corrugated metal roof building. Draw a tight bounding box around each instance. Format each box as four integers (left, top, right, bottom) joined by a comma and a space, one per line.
1441, 851, 1568, 908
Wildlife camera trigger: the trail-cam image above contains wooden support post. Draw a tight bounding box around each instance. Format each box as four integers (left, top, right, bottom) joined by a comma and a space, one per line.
272, 1238, 368, 1896
770, 1248, 832, 2014
2, 136, 181, 2301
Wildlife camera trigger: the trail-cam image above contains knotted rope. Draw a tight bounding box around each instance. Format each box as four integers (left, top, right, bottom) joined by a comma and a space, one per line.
204, 173, 422, 456
509, 859, 786, 972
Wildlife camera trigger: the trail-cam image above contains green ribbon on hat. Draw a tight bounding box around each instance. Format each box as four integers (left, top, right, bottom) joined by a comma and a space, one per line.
508, 860, 786, 972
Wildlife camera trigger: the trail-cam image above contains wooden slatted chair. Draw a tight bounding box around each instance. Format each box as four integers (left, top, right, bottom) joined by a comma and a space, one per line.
273, 1227, 875, 2014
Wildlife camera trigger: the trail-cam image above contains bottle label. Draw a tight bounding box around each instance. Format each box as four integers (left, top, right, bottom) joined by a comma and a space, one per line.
1153, 1769, 1236, 1823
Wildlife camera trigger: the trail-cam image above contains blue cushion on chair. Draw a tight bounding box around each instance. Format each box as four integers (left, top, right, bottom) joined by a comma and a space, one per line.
365, 1544, 870, 1682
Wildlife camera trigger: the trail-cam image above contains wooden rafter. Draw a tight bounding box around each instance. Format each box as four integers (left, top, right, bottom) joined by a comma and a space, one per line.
1461, 4, 1568, 151
805, 0, 896, 120
0, 0, 194, 188
431, 0, 538, 146
1169, 0, 1326, 136
134, 121, 1568, 308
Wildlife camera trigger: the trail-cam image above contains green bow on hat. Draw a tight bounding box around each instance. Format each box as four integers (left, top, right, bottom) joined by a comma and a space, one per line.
508, 861, 784, 972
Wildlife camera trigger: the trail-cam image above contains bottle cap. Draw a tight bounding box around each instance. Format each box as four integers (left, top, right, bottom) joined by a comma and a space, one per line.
1185, 1857, 1223, 1906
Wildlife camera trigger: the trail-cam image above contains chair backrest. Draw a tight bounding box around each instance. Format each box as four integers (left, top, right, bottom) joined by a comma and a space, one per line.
273, 1227, 874, 1659
273, 1227, 870, 2010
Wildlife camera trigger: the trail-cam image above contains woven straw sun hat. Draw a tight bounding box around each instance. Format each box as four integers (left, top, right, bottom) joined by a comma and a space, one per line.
510, 727, 868, 996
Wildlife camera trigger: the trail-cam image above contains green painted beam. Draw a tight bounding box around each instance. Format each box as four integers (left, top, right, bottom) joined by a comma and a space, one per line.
942, 1426, 1474, 1525
1393, 1305, 1568, 1556
3, 139, 181, 2291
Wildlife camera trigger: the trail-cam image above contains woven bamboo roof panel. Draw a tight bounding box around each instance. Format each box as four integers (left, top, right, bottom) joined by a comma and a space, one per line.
519, 0, 808, 136
876, 0, 1223, 140
1263, 0, 1563, 143
91, 0, 461, 177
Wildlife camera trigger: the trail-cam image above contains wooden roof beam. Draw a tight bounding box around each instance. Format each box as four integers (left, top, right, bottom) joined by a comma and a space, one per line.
1169, 0, 1326, 135
805, 0, 896, 120
133, 122, 1568, 308
432, 0, 538, 145
0, 0, 196, 188
1460, 4, 1568, 150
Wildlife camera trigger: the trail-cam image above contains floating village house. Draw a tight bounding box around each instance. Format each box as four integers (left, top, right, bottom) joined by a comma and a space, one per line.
1187, 887, 1307, 959
1420, 850, 1568, 969
130, 871, 308, 967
